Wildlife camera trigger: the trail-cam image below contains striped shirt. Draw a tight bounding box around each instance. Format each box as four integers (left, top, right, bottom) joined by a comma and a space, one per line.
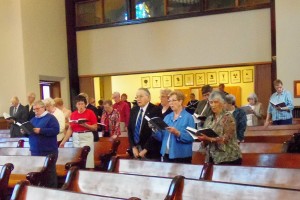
267, 89, 294, 121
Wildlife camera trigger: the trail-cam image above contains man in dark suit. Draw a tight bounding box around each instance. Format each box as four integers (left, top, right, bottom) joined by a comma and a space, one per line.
79, 93, 100, 142
194, 85, 214, 128
8, 96, 29, 137
128, 88, 162, 160
25, 92, 36, 120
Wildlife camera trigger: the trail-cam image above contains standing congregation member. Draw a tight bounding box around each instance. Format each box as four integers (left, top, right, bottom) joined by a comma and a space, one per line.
25, 92, 36, 120
29, 100, 59, 188
197, 91, 242, 165
158, 89, 173, 118
101, 100, 121, 138
194, 85, 213, 128
112, 92, 130, 132
121, 93, 131, 109
128, 88, 162, 160
79, 93, 100, 142
186, 93, 199, 115
54, 97, 71, 134
152, 91, 194, 164
265, 79, 294, 126
59, 95, 97, 168
224, 94, 247, 143
219, 83, 229, 96
244, 93, 264, 126
8, 96, 28, 137
43, 98, 66, 145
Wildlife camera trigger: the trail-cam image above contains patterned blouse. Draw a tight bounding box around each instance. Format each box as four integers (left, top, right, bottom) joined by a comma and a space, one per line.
203, 110, 242, 164
101, 109, 121, 136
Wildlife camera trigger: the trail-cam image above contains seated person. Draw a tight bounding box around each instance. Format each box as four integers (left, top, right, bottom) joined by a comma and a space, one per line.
197, 91, 242, 165
152, 91, 194, 164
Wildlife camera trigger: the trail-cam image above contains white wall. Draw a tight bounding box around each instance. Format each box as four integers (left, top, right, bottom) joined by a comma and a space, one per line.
0, 1, 27, 113
20, 0, 70, 108
77, 9, 271, 75
276, 0, 300, 105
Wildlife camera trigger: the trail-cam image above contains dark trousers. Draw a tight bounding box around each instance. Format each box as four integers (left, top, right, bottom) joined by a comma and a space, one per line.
31, 152, 58, 188
162, 154, 192, 164
92, 131, 99, 142
273, 118, 293, 125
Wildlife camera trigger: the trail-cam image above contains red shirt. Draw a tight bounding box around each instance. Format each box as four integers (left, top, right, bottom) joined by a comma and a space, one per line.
113, 101, 130, 126
70, 109, 97, 132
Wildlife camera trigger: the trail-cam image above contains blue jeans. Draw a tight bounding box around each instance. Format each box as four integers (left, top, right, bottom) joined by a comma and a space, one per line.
273, 118, 293, 125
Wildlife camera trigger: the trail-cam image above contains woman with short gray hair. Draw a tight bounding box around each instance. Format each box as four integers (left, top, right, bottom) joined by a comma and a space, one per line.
244, 93, 264, 126
197, 91, 242, 165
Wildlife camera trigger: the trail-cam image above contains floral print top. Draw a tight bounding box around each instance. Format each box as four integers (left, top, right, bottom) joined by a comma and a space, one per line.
203, 110, 242, 164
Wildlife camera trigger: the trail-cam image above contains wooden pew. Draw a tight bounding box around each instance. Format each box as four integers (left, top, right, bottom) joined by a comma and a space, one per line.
202, 163, 300, 190
177, 178, 300, 200
0, 139, 27, 148
245, 124, 300, 143
0, 163, 14, 200
0, 155, 54, 189
0, 147, 90, 178
192, 151, 300, 168
10, 181, 127, 200
108, 157, 204, 179
62, 167, 183, 200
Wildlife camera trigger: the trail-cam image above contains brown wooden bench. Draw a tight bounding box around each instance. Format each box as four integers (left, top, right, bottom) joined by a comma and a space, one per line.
0, 139, 26, 148
201, 163, 300, 190
192, 151, 300, 168
108, 157, 204, 179
193, 142, 288, 154
0, 155, 54, 189
0, 147, 90, 178
10, 180, 128, 200
0, 163, 14, 200
176, 178, 300, 200
244, 124, 300, 143
62, 167, 183, 200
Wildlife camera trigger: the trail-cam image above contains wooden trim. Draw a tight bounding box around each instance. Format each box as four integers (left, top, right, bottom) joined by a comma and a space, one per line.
294, 81, 300, 98
270, 0, 277, 92
65, 0, 80, 109
76, 3, 270, 31
78, 62, 271, 78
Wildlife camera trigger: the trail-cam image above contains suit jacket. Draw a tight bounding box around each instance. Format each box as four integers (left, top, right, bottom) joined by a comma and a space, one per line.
25, 104, 35, 121
194, 99, 213, 117
9, 104, 29, 138
87, 104, 99, 142
128, 103, 162, 159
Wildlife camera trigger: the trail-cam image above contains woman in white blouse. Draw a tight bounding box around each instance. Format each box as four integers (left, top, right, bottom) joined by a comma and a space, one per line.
245, 93, 264, 126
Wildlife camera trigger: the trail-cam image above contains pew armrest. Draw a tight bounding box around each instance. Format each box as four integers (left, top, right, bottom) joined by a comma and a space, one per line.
166, 175, 185, 200
65, 161, 82, 170
61, 166, 79, 190
26, 172, 42, 186
10, 180, 30, 200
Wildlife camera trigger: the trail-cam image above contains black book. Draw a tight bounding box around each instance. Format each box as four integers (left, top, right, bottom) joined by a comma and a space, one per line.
3, 112, 16, 120
192, 113, 207, 123
145, 115, 168, 131
186, 127, 219, 140
69, 118, 88, 124
270, 100, 286, 108
15, 121, 35, 134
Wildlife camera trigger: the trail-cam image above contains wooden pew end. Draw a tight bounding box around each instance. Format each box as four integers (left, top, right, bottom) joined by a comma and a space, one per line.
10, 180, 30, 200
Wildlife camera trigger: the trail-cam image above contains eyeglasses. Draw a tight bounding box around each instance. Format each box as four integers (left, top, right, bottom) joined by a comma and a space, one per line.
168, 99, 178, 103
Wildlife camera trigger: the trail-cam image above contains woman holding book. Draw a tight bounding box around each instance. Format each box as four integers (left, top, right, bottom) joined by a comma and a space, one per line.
197, 91, 242, 165
152, 91, 194, 164
244, 93, 264, 126
59, 95, 98, 168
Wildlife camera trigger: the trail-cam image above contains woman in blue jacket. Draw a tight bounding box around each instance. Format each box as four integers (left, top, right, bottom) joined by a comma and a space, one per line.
152, 91, 194, 164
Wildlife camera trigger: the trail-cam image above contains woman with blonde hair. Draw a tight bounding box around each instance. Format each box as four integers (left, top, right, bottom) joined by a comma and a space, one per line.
245, 93, 264, 126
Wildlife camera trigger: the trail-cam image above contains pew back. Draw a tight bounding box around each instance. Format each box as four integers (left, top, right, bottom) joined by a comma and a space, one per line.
204, 164, 300, 190
63, 167, 182, 200
11, 181, 124, 200
179, 179, 300, 200
239, 142, 287, 153
109, 157, 203, 179
0, 163, 14, 200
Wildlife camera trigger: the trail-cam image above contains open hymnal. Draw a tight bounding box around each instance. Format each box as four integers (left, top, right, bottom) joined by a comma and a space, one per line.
186, 127, 219, 140
15, 121, 35, 134
3, 112, 16, 120
69, 118, 88, 124
145, 115, 168, 131
270, 100, 286, 108
192, 113, 207, 123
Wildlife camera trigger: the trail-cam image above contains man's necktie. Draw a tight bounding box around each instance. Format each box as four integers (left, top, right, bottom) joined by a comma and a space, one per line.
13, 107, 17, 115
134, 109, 143, 144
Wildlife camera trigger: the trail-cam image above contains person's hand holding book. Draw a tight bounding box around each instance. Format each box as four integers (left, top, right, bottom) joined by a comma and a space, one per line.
166, 127, 180, 137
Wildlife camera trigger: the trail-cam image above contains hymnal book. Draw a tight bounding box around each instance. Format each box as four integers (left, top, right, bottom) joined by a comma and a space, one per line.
186, 127, 219, 140
69, 118, 88, 124
270, 100, 286, 108
240, 106, 253, 114
192, 113, 207, 123
3, 112, 16, 120
144, 115, 168, 131
15, 121, 35, 134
